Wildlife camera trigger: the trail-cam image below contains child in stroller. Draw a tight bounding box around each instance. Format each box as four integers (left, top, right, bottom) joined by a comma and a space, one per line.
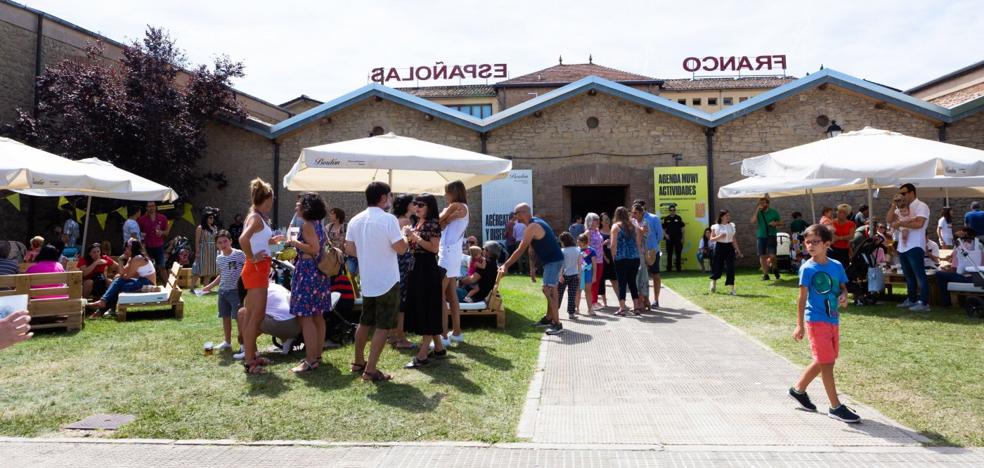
845, 234, 885, 306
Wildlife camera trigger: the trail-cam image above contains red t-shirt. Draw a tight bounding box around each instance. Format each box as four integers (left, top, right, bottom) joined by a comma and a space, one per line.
77, 255, 117, 279
832, 220, 856, 249
138, 213, 168, 248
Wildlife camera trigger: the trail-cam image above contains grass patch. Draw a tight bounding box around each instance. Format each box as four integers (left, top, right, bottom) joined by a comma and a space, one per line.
662, 268, 984, 447
0, 276, 546, 442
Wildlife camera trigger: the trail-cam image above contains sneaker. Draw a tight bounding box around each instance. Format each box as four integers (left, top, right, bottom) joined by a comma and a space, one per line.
280, 338, 295, 355
462, 296, 474, 303
216, 341, 232, 351
908, 301, 931, 312
650, 301, 660, 310
533, 316, 552, 328
762, 274, 771, 281
233, 350, 245, 360
729, 289, 737, 296
774, 270, 781, 280
896, 299, 914, 308
427, 349, 448, 359
709, 281, 716, 293
102, 310, 117, 319
544, 323, 565, 335
788, 387, 817, 411
828, 404, 861, 423
449, 333, 464, 344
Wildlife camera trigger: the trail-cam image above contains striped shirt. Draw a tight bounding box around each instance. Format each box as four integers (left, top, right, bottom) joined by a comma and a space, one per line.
216, 249, 246, 291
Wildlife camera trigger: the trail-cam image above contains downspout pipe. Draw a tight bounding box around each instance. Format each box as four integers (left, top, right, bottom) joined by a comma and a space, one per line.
272, 140, 280, 225
704, 127, 716, 217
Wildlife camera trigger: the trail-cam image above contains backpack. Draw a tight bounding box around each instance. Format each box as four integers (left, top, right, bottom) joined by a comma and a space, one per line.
318, 240, 344, 277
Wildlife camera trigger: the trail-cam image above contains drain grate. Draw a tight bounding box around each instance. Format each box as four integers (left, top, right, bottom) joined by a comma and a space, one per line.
64, 414, 136, 431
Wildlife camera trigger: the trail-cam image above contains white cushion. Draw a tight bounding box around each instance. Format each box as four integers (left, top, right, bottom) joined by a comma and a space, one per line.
118, 287, 170, 304
459, 301, 487, 311
946, 282, 984, 293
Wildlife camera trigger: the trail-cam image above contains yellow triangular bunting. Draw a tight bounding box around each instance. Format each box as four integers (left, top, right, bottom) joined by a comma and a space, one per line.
5, 193, 20, 211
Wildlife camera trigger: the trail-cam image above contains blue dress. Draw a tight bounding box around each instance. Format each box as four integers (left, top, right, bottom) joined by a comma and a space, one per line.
291, 221, 332, 317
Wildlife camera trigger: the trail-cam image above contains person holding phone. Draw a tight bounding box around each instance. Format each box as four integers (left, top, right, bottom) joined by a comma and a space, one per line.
0, 309, 31, 350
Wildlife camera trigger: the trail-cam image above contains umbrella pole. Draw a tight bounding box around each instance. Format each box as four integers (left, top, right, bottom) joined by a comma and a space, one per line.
866, 178, 875, 237
388, 169, 392, 187
945, 187, 950, 207
808, 189, 816, 223
81, 196, 92, 255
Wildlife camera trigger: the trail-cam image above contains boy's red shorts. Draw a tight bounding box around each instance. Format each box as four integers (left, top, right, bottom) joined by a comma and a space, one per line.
807, 321, 839, 364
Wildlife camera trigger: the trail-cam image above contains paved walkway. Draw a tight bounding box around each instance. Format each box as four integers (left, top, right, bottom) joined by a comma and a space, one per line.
519, 285, 928, 446
4, 284, 983, 466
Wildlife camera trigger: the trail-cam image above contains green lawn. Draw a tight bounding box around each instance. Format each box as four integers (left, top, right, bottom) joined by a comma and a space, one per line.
662, 268, 984, 447
0, 277, 545, 442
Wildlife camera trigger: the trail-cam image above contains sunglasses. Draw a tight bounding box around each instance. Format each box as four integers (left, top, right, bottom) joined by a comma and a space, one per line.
412, 201, 426, 207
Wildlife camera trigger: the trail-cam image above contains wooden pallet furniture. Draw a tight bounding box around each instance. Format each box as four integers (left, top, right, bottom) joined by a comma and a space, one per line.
177, 267, 196, 289
0, 270, 84, 332
458, 271, 506, 329
946, 282, 984, 307
115, 262, 184, 321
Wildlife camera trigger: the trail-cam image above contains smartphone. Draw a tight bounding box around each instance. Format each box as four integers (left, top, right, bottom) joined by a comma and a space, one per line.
0, 294, 29, 319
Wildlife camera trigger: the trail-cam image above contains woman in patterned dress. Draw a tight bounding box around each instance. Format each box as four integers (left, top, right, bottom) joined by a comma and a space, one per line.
389, 194, 417, 349
288, 192, 331, 373
402, 194, 447, 368
193, 211, 218, 283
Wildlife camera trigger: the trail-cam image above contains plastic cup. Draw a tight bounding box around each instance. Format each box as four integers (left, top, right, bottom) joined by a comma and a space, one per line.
203, 341, 214, 356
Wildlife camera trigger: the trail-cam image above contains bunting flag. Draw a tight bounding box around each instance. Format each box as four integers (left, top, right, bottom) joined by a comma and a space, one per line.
96, 213, 108, 229
75, 207, 86, 223
167, 219, 174, 230
182, 203, 195, 225
116, 207, 128, 219
58, 196, 71, 208
5, 193, 20, 211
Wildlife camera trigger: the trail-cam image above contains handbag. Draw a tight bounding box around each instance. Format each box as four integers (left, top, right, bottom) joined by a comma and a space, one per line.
645, 248, 659, 266
867, 267, 884, 293
317, 239, 344, 277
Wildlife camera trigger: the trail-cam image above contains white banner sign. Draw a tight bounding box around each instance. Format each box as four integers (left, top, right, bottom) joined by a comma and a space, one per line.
481, 170, 533, 243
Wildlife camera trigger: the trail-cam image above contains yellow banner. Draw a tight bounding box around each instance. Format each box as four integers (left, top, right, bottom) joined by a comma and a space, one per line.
167, 219, 174, 230
5, 193, 20, 211
75, 207, 86, 223
96, 213, 108, 229
58, 196, 70, 208
116, 207, 128, 219
182, 204, 195, 225
653, 166, 709, 271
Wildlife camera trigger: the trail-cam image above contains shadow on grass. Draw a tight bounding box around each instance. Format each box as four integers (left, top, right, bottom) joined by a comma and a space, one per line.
294, 362, 359, 391
920, 431, 968, 448
452, 342, 513, 370
844, 304, 982, 325
367, 382, 445, 412
502, 308, 538, 339
417, 360, 483, 394
245, 371, 289, 397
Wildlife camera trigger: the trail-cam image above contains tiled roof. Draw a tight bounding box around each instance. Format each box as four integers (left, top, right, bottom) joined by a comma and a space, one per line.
398, 84, 496, 98
929, 82, 984, 108
496, 63, 657, 86
660, 76, 797, 91
279, 95, 323, 108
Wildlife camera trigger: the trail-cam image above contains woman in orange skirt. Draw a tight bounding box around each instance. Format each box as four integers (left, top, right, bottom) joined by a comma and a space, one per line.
238, 178, 283, 374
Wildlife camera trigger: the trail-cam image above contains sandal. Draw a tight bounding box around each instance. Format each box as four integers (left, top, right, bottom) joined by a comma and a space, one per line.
291, 360, 318, 373
252, 357, 272, 366
243, 360, 267, 375
404, 356, 429, 369
350, 362, 366, 373
362, 369, 393, 382
615, 309, 627, 317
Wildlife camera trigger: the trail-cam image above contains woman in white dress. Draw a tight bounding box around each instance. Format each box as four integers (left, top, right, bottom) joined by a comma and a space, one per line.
438, 181, 469, 345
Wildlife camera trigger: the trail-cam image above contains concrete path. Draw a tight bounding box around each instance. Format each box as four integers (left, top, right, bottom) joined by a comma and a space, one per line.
519, 284, 929, 447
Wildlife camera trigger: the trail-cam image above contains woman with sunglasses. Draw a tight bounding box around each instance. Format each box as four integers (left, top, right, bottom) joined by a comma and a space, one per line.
403, 194, 447, 368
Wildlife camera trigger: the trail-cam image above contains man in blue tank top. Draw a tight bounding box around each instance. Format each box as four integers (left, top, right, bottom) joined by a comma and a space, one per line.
500, 203, 565, 335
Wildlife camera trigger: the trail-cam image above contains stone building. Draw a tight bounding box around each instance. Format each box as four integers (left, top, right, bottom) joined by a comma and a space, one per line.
2, 0, 983, 265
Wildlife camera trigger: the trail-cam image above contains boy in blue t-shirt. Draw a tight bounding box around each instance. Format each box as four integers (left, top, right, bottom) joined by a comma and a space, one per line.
788, 224, 860, 423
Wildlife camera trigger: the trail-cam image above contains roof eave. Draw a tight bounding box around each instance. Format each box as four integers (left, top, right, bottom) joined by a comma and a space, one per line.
494, 79, 664, 89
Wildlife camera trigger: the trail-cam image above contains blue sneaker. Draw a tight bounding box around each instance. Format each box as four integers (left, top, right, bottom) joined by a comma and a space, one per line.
828, 404, 861, 423
788, 387, 817, 411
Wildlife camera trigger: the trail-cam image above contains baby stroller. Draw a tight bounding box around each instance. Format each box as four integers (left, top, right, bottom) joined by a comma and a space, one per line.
845, 236, 882, 306
165, 236, 192, 270
270, 258, 294, 290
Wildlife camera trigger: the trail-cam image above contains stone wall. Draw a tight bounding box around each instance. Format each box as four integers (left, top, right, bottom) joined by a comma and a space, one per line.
486, 92, 708, 229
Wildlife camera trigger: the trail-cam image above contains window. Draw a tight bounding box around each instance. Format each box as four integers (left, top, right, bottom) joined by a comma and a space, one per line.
708, 97, 718, 106
723, 97, 733, 106
677, 98, 686, 105
692, 98, 702, 106
739, 96, 748, 103
447, 104, 493, 118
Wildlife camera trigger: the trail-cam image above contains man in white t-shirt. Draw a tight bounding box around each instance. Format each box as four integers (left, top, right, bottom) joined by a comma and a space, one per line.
344, 181, 409, 382
234, 282, 300, 357
886, 183, 931, 311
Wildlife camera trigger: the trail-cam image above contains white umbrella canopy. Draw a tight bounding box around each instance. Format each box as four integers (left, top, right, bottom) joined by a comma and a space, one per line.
283, 133, 512, 193
14, 158, 179, 202
719, 175, 984, 200
740, 127, 984, 180
0, 137, 131, 193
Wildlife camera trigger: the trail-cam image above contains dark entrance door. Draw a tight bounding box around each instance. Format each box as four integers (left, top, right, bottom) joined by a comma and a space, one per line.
568, 185, 628, 223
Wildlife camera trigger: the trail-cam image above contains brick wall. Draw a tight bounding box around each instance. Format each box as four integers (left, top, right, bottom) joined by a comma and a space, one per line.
0, 18, 39, 124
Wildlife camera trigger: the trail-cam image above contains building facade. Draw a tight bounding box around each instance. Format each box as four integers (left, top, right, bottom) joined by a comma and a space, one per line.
2, 0, 984, 265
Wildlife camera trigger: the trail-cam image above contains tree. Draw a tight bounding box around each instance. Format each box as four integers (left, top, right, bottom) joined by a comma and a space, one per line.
8, 27, 246, 199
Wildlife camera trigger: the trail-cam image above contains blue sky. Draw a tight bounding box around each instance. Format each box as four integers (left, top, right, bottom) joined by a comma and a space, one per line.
22, 0, 983, 104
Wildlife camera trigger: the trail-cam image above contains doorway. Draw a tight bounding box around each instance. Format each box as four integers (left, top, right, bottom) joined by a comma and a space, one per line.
568, 185, 628, 223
